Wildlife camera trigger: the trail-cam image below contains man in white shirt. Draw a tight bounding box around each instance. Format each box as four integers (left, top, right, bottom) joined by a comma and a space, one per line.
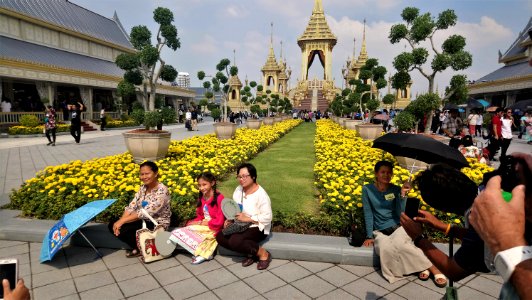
1, 99, 11, 112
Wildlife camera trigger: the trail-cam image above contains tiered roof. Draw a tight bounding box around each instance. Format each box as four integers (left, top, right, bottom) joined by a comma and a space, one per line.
297, 0, 337, 48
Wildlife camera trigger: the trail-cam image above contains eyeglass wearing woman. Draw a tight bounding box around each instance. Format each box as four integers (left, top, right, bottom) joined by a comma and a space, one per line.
215, 163, 273, 270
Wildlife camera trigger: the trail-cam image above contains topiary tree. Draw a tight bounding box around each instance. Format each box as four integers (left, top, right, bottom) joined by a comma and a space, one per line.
115, 7, 180, 114
394, 111, 416, 132
241, 81, 265, 118
389, 7, 472, 133
404, 93, 441, 132
198, 58, 238, 122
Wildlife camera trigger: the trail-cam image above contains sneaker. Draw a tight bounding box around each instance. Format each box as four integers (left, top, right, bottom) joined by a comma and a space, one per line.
191, 256, 208, 265
52, 143, 55, 146
46, 142, 52, 146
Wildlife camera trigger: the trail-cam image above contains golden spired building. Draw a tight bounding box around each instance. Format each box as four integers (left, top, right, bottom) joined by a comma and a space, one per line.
291, 0, 340, 111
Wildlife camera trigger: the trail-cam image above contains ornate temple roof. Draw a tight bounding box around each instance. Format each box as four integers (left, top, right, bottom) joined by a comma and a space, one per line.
0, 0, 133, 49
228, 75, 242, 87
499, 17, 532, 63
297, 0, 337, 48
262, 24, 281, 72
0, 35, 124, 77
476, 61, 532, 82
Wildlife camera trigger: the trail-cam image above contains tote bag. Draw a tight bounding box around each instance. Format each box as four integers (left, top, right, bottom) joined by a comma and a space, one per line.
136, 209, 167, 263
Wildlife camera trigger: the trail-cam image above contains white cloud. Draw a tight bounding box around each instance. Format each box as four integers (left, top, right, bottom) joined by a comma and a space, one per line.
190, 35, 218, 54
223, 5, 249, 18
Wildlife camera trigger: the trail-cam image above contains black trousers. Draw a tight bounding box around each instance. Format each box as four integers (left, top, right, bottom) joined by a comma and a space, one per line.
100, 117, 106, 130
487, 137, 500, 159
216, 227, 266, 257
108, 219, 154, 249
45, 128, 56, 143
500, 138, 512, 159
70, 125, 81, 143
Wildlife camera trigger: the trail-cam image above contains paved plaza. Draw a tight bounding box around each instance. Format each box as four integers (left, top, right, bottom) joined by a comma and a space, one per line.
0, 121, 530, 299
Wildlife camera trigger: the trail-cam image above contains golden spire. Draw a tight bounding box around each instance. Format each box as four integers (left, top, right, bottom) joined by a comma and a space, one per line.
313, 0, 323, 13
262, 22, 280, 72
297, 0, 337, 48
233, 49, 236, 66
360, 18, 367, 57
353, 37, 357, 59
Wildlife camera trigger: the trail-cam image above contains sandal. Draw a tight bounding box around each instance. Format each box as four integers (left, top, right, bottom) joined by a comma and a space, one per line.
257, 251, 272, 270
418, 270, 430, 281
433, 273, 447, 288
125, 249, 141, 258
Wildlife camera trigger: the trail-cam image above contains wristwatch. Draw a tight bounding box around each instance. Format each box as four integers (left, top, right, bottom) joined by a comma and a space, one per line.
413, 234, 427, 247
493, 246, 532, 282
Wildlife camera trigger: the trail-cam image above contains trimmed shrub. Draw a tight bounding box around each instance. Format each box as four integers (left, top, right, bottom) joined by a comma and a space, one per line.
20, 115, 40, 127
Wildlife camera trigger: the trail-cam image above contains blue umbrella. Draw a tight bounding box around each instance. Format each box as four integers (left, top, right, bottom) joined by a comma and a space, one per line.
477, 99, 489, 107
40, 199, 116, 263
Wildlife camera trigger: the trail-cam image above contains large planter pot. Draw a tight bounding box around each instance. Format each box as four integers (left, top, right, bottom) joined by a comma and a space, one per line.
213, 122, 237, 139
344, 119, 363, 130
274, 116, 283, 123
395, 156, 429, 172
263, 117, 275, 125
246, 119, 262, 129
340, 118, 350, 128
123, 130, 171, 163
355, 123, 383, 140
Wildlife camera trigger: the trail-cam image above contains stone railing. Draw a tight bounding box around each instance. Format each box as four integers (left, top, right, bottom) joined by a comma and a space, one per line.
0, 112, 121, 124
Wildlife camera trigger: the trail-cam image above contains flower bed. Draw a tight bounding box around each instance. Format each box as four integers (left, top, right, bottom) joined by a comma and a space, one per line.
9, 119, 302, 224
8, 124, 70, 135
104, 120, 137, 128
314, 120, 493, 235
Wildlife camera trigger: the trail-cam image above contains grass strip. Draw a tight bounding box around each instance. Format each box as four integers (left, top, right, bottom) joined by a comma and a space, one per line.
219, 122, 318, 214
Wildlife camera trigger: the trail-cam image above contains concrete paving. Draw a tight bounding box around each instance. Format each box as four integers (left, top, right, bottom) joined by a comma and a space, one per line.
1, 121, 528, 299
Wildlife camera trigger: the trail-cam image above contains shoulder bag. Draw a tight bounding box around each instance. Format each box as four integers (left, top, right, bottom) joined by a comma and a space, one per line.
136, 209, 167, 263
222, 188, 252, 236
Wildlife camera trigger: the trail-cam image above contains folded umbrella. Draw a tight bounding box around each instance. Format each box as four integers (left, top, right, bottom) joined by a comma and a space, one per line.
40, 199, 116, 263
372, 133, 469, 169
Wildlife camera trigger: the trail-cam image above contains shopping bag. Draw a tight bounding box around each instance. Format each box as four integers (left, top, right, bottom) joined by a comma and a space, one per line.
136, 209, 166, 263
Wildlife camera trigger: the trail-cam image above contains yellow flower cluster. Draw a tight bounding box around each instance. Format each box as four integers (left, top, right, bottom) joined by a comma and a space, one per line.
314, 120, 493, 226
8, 124, 70, 135
10, 119, 302, 221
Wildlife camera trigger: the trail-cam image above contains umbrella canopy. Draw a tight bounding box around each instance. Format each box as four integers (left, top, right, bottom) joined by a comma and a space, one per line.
443, 103, 458, 110
509, 99, 532, 112
373, 113, 390, 121
40, 199, 116, 262
372, 133, 469, 169
467, 99, 484, 109
486, 106, 499, 112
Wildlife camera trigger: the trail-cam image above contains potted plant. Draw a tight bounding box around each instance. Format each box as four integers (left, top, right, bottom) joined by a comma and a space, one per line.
198, 59, 238, 139
115, 7, 179, 162
241, 81, 263, 129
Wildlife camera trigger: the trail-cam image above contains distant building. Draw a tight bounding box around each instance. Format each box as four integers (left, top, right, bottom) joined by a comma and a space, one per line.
174, 72, 190, 88
468, 18, 532, 108
189, 87, 222, 107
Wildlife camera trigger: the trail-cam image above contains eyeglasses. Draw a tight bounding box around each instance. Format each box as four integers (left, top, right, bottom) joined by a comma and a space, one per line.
507, 111, 512, 113
236, 174, 250, 180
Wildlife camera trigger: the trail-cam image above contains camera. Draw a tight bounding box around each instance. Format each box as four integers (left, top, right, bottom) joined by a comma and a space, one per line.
481, 155, 531, 194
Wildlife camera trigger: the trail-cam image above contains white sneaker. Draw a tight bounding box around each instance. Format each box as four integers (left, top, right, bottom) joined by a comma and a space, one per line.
191, 256, 207, 265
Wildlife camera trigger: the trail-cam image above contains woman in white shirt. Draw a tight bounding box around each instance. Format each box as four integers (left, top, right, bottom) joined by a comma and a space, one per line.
475, 111, 483, 137
216, 163, 273, 270
500, 108, 515, 159
467, 111, 478, 136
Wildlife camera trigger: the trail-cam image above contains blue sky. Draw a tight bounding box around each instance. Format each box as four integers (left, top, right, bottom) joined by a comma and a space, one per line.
72, 0, 532, 97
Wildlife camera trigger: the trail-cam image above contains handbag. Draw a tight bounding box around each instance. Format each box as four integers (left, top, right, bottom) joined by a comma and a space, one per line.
221, 188, 252, 235
347, 224, 365, 247
222, 221, 252, 236
136, 209, 166, 263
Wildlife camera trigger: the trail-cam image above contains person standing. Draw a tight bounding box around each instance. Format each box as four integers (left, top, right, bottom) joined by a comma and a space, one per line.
100, 107, 106, 131
467, 110, 478, 136
475, 111, 483, 137
488, 108, 504, 160
70, 102, 83, 144
519, 111, 529, 139
1, 98, 11, 112
44, 105, 56, 146
441, 109, 463, 138
500, 108, 515, 159
191, 108, 198, 131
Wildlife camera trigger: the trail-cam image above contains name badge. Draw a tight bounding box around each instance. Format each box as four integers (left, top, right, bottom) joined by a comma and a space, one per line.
384, 193, 395, 201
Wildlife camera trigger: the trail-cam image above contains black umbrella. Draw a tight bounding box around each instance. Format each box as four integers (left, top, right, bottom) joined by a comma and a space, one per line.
509, 99, 532, 112
467, 99, 483, 109
443, 103, 458, 110
372, 133, 469, 169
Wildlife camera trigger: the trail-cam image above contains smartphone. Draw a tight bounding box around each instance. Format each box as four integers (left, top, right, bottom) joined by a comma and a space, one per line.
405, 197, 420, 219
0, 258, 18, 299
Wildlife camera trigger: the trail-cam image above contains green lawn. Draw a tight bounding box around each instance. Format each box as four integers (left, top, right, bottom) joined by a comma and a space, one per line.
218, 122, 319, 213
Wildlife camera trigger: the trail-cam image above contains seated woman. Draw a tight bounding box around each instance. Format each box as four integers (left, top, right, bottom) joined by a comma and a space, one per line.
400, 164, 490, 281
108, 161, 171, 257
216, 163, 273, 270
362, 161, 447, 287
170, 172, 225, 264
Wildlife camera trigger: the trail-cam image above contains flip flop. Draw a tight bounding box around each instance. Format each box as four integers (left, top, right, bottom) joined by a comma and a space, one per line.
418, 270, 430, 281
433, 273, 448, 288
125, 249, 141, 258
